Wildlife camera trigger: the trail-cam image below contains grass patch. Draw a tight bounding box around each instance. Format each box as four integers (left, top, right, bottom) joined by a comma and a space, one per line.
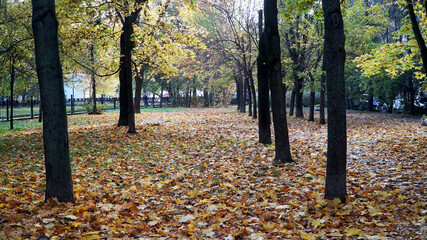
139, 107, 186, 112
0, 120, 42, 134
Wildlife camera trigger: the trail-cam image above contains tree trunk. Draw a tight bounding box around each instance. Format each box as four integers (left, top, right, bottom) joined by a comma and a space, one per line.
289, 89, 295, 117
174, 87, 178, 107
406, 0, 427, 74
388, 101, 394, 113
10, 61, 14, 130
203, 88, 209, 107
295, 76, 304, 118
118, 13, 139, 133
241, 75, 246, 113
249, 70, 257, 119
235, 75, 242, 111
319, 58, 326, 124
134, 65, 145, 113
90, 44, 97, 114
32, 0, 74, 203
160, 82, 164, 108
323, 0, 347, 202
247, 76, 252, 116
309, 90, 315, 122
368, 95, 373, 111
39, 100, 43, 122
257, 9, 272, 145
264, 0, 293, 163
186, 90, 190, 107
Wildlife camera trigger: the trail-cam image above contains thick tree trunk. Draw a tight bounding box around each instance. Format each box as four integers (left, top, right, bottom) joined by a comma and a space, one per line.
323, 0, 347, 202
406, 0, 427, 74
320, 59, 326, 124
118, 13, 139, 133
257, 9, 271, 145
32, 0, 74, 203
264, 0, 293, 163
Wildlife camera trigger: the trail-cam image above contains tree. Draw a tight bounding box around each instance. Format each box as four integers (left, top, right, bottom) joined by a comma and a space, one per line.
0, 0, 37, 128
406, 0, 427, 76
263, 0, 293, 163
116, 1, 146, 133
196, 0, 259, 113
323, 0, 347, 202
133, 0, 205, 111
32, 0, 74, 203
257, 9, 272, 144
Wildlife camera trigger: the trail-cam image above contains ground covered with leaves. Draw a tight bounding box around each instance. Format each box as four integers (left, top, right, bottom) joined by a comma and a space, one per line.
0, 108, 426, 239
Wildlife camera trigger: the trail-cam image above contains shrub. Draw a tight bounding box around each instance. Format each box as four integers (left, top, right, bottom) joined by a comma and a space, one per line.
84, 103, 105, 114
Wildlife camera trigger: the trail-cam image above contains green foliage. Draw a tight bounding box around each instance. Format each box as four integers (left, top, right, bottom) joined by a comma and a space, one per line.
0, 0, 37, 98
353, 0, 427, 93
343, 0, 389, 58
84, 103, 106, 114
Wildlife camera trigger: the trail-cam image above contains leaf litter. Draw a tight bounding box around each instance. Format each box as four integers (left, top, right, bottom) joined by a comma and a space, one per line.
0, 108, 425, 239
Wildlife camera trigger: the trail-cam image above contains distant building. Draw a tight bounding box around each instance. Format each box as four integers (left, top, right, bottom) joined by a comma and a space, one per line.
64, 74, 89, 99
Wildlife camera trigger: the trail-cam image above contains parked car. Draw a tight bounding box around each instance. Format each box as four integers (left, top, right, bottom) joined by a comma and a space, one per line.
393, 98, 404, 113
415, 96, 427, 114
230, 94, 249, 105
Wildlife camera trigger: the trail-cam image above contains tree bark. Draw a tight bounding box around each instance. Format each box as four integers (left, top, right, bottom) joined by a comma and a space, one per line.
309, 81, 315, 122
406, 0, 427, 74
319, 58, 326, 124
295, 76, 304, 118
10, 60, 14, 130
257, 9, 272, 145
134, 65, 145, 113
32, 0, 74, 203
90, 44, 97, 114
289, 89, 295, 117
203, 88, 209, 107
241, 75, 246, 113
247, 76, 252, 116
118, 11, 140, 133
323, 0, 347, 202
249, 69, 257, 119
264, 0, 293, 163
235, 75, 242, 111
368, 95, 374, 111
160, 82, 164, 108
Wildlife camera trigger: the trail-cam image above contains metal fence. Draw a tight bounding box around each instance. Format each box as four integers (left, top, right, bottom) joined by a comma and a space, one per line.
0, 97, 119, 122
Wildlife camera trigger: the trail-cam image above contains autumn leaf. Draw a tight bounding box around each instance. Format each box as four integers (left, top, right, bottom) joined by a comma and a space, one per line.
0, 109, 425, 239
